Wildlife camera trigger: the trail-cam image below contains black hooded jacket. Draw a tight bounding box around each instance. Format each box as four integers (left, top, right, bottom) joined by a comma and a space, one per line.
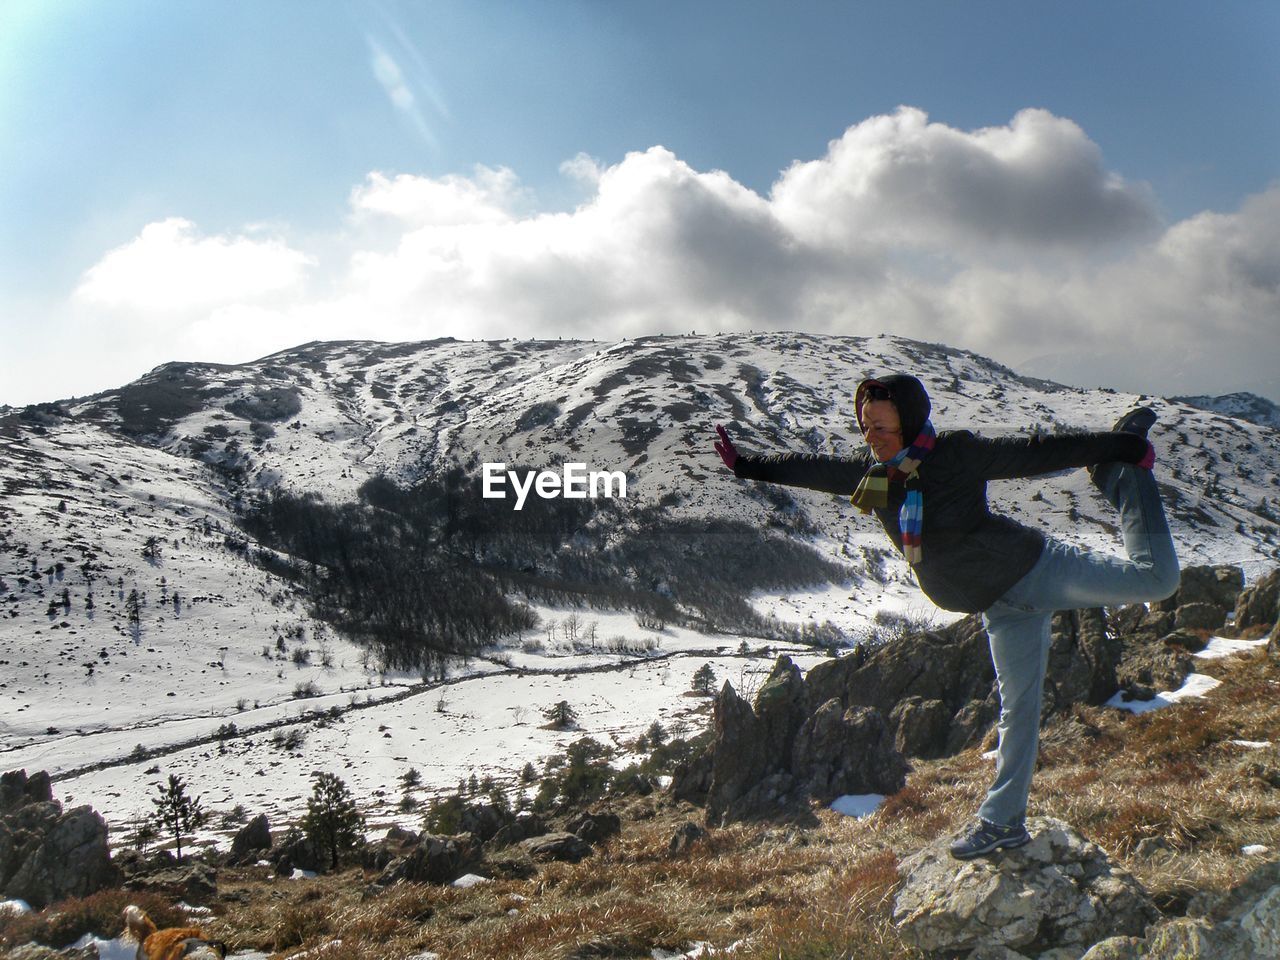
731, 374, 1149, 613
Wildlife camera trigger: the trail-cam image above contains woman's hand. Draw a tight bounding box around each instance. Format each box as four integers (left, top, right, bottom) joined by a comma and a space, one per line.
714, 424, 739, 470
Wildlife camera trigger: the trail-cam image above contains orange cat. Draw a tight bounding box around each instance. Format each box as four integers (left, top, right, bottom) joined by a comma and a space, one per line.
123, 905, 227, 960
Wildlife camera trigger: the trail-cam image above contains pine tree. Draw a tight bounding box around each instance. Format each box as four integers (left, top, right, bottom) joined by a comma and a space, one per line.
302, 772, 366, 870
543, 700, 578, 729
691, 663, 716, 695
151, 774, 206, 861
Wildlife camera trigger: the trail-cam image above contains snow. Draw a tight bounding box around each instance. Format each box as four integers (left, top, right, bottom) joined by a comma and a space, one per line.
1230, 739, 1273, 749
1243, 844, 1272, 856
451, 872, 491, 888
652, 940, 745, 959
831, 793, 885, 818
1193, 635, 1273, 659
1105, 672, 1223, 715
0, 898, 31, 916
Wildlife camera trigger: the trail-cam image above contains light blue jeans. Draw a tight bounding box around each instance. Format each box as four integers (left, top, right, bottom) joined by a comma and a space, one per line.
977, 461, 1180, 826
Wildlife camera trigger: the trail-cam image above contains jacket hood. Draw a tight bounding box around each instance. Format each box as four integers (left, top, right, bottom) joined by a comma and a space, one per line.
855, 373, 932, 443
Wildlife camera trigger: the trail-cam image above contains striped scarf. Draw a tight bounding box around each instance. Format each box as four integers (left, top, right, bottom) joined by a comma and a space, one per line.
850, 419, 936, 564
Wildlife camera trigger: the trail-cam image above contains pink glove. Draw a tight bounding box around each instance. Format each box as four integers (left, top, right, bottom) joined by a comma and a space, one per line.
714, 424, 738, 470
1137, 440, 1155, 470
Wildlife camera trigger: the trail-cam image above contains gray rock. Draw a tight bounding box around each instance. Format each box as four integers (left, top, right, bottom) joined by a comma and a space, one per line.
1154, 564, 1244, 616
271, 826, 326, 875
668, 822, 708, 857
1045, 608, 1122, 711
791, 701, 907, 801
378, 833, 479, 884
968, 945, 1031, 960
229, 813, 271, 860
1077, 937, 1144, 960
0, 770, 53, 813
1235, 568, 1280, 632
489, 812, 547, 849
7, 945, 98, 960
564, 810, 621, 845
890, 696, 952, 759
125, 862, 218, 904
519, 831, 592, 863
892, 817, 1157, 955
1175, 602, 1226, 631
3, 804, 118, 910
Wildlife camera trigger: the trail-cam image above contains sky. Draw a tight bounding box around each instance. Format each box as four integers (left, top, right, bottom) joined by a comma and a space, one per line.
2, 0, 1278, 407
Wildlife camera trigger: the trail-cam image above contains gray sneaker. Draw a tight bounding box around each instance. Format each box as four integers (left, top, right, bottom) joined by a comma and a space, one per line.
1111, 406, 1157, 438
948, 818, 1031, 860
1091, 406, 1157, 486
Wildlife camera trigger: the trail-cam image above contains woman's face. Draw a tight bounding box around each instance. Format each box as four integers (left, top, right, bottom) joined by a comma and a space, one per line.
860, 399, 905, 460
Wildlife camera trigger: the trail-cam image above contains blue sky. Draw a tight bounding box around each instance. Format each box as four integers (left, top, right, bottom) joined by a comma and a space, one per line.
2, 1, 1278, 406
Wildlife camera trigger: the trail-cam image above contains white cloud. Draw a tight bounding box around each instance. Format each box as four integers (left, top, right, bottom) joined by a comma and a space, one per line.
772, 107, 1160, 257
75, 218, 312, 313
350, 168, 522, 226
46, 108, 1277, 406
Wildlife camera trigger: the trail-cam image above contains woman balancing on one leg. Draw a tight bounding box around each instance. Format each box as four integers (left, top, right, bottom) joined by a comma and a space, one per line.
713, 374, 1180, 860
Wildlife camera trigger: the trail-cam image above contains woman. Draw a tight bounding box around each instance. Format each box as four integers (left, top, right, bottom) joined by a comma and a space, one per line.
713, 373, 1179, 859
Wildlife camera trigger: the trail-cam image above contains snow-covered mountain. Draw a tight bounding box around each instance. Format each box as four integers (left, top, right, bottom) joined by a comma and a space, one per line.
1171, 391, 1280, 430
2, 333, 1278, 843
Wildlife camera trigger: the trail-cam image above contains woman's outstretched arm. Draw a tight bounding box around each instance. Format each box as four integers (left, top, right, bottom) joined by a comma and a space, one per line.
715, 423, 872, 495
961, 430, 1152, 481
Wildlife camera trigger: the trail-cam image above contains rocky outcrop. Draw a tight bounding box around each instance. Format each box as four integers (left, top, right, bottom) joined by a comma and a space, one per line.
791, 701, 907, 800
125, 862, 218, 904
270, 826, 326, 875
565, 810, 621, 845
1155, 564, 1244, 619
893, 818, 1158, 957
1082, 859, 1280, 959
228, 813, 271, 863
0, 769, 119, 910
1236, 568, 1280, 633
376, 832, 481, 885
701, 657, 906, 825
519, 831, 593, 863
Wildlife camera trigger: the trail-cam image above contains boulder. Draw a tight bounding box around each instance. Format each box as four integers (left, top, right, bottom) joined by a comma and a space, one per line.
946, 694, 999, 754
804, 615, 994, 722
1045, 608, 1122, 711
704, 678, 796, 825
1270, 619, 1279, 660
377, 833, 480, 885
1078, 936, 1145, 959
1, 802, 118, 910
271, 827, 326, 875
564, 810, 621, 845
791, 701, 907, 801
459, 802, 508, 843
892, 817, 1158, 956
1154, 564, 1244, 617
229, 814, 271, 862
890, 696, 952, 759
1234, 568, 1280, 632
125, 862, 218, 904
361, 825, 420, 871
0, 770, 53, 813
668, 822, 708, 857
7, 946, 98, 960
518, 831, 592, 863
1175, 602, 1226, 632
489, 812, 547, 849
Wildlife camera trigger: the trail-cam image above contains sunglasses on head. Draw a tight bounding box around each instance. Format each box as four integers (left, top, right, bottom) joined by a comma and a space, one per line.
863, 384, 892, 401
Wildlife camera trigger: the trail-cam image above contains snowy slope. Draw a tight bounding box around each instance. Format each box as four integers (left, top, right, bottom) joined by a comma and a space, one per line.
2, 332, 1278, 845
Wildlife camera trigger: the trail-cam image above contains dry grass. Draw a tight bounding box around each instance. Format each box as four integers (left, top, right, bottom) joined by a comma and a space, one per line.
6, 649, 1276, 960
